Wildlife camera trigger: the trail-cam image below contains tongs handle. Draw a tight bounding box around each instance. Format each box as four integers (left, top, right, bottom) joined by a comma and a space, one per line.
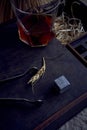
0, 98, 43, 105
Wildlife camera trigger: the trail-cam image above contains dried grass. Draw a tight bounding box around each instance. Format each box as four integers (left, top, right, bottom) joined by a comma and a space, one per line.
53, 12, 85, 45
52, 1, 85, 45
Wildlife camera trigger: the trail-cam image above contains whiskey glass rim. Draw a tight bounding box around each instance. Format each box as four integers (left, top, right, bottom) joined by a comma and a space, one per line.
10, 0, 60, 15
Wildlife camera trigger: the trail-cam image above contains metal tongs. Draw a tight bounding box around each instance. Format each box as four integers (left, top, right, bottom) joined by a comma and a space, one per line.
0, 98, 42, 106
0, 57, 46, 105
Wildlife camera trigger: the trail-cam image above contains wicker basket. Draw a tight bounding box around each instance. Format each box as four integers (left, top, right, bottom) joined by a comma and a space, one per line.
0, 0, 60, 23
11, 0, 60, 14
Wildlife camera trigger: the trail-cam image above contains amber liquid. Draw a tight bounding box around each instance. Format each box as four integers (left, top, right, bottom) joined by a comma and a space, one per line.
18, 14, 55, 47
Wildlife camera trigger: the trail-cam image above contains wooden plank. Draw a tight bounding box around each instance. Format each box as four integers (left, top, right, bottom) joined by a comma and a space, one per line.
0, 20, 87, 130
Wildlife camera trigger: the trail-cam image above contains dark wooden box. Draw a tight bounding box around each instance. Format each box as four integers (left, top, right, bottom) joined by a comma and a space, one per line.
65, 0, 87, 66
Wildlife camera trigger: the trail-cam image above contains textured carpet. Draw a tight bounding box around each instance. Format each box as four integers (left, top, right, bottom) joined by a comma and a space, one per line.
59, 108, 87, 130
